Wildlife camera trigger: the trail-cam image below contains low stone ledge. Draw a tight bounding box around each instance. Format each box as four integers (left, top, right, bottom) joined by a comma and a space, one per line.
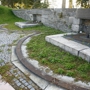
45, 33, 90, 62
15, 22, 40, 28
76, 9, 90, 19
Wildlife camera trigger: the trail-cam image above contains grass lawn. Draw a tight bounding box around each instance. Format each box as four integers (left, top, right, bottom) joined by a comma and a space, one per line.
26, 25, 90, 82
0, 5, 90, 82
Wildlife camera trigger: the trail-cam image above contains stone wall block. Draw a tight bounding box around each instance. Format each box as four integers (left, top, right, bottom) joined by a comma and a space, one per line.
73, 17, 80, 25
69, 17, 74, 25
72, 24, 79, 32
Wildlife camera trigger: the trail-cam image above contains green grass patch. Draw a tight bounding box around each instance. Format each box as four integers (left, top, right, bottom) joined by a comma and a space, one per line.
26, 26, 90, 82
0, 6, 24, 30
0, 64, 15, 83
66, 71, 75, 77
57, 68, 65, 74
0, 50, 3, 52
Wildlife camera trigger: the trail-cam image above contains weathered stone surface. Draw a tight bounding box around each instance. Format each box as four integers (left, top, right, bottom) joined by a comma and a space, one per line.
29, 73, 49, 89
30, 88, 35, 90
45, 84, 65, 90
29, 14, 33, 21
12, 60, 30, 76
22, 37, 31, 45
27, 85, 32, 89
76, 9, 90, 19
69, 16, 74, 24
0, 81, 15, 90
12, 9, 77, 32
73, 17, 80, 25
24, 82, 29, 86
21, 45, 28, 58
45, 33, 90, 60
79, 48, 90, 62
72, 24, 79, 32
11, 46, 18, 62
15, 22, 39, 28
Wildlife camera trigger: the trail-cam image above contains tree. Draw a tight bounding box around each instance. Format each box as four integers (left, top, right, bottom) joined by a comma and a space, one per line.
1, 0, 49, 9
1, 0, 18, 8
31, 0, 49, 9
40, 0, 49, 8
69, 0, 73, 8
62, 0, 66, 8
76, 0, 90, 8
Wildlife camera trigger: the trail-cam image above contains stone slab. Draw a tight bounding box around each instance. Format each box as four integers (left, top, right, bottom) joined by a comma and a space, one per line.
74, 81, 90, 90
15, 22, 39, 28
46, 35, 89, 56
22, 37, 31, 45
73, 18, 80, 25
45, 84, 65, 90
79, 48, 90, 62
69, 16, 74, 25
76, 9, 90, 19
0, 80, 15, 90
12, 60, 30, 76
21, 45, 28, 58
11, 46, 18, 62
62, 40, 89, 56
26, 58, 39, 69
45, 33, 90, 59
29, 73, 49, 90
71, 24, 79, 32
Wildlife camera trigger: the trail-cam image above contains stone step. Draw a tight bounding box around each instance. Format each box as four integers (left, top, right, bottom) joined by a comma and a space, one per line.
45, 33, 90, 62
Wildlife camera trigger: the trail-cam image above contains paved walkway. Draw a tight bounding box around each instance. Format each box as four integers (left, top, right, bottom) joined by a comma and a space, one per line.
0, 28, 41, 90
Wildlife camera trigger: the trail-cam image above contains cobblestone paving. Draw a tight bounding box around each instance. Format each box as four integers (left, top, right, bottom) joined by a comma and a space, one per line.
0, 29, 41, 90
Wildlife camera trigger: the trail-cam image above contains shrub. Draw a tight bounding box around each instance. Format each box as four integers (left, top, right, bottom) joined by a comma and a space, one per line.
66, 71, 75, 76
64, 63, 75, 70
57, 68, 65, 74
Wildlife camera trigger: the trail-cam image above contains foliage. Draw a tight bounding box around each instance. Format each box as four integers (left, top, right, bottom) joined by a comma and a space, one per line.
57, 68, 65, 74
66, 71, 75, 76
0, 6, 24, 24
26, 26, 90, 82
64, 63, 75, 70
31, 0, 49, 9
76, 0, 90, 8
40, 0, 49, 8
0, 64, 15, 83
14, 2, 25, 9
1, 0, 35, 8
1, 0, 18, 8
1, 0, 49, 9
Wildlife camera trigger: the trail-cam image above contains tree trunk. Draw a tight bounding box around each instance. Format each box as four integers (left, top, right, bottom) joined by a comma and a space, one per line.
62, 0, 66, 8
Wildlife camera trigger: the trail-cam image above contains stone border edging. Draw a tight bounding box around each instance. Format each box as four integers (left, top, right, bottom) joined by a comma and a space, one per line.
15, 32, 89, 90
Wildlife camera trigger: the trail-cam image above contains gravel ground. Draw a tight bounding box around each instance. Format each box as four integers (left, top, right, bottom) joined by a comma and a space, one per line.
0, 28, 41, 90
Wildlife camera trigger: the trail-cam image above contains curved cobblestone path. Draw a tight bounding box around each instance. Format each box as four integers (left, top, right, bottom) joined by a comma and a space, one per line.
0, 28, 41, 90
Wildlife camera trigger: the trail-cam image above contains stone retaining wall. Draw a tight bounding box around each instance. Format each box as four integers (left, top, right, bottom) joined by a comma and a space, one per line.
12, 9, 89, 33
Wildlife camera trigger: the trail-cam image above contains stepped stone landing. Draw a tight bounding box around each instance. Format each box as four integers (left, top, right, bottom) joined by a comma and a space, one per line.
45, 33, 90, 62
15, 22, 40, 28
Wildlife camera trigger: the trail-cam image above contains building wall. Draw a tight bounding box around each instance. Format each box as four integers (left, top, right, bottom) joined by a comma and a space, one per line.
12, 9, 80, 33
